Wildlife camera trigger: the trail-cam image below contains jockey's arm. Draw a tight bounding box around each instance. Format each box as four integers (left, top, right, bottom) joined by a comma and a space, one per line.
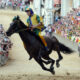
31, 22, 43, 28
31, 15, 43, 28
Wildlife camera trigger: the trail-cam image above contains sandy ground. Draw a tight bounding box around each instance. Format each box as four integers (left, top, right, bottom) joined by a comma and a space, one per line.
0, 10, 80, 80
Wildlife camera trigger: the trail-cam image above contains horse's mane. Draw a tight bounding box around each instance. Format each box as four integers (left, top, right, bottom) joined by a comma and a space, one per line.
19, 19, 45, 46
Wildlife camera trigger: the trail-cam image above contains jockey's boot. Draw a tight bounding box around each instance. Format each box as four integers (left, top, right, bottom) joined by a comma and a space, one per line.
39, 35, 49, 51
45, 46, 49, 52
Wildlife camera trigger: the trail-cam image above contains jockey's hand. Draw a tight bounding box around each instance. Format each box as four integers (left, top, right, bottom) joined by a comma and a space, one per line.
30, 25, 37, 31
31, 25, 37, 28
30, 27, 33, 31
31, 27, 33, 31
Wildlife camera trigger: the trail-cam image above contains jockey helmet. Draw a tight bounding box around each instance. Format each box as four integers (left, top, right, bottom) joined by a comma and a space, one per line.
25, 7, 34, 15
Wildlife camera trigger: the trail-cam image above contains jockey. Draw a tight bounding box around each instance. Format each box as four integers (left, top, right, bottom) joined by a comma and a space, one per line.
25, 7, 49, 51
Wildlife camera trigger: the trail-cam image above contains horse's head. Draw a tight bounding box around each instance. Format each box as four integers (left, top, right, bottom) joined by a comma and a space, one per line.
6, 16, 25, 36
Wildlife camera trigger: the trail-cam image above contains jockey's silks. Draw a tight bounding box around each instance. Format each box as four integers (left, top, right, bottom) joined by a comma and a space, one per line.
38, 32, 47, 47
26, 14, 44, 30
29, 16, 33, 27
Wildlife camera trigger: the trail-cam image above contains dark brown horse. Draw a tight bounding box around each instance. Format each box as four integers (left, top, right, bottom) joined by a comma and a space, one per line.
6, 16, 73, 74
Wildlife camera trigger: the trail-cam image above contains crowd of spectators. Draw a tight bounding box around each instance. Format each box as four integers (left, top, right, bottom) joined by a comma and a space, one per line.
0, 0, 30, 11
52, 7, 80, 44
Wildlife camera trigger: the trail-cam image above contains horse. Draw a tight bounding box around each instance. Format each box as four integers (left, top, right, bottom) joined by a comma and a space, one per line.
6, 16, 73, 74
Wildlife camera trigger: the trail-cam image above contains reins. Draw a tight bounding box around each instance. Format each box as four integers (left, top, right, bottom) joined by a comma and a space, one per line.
15, 28, 31, 33
15, 20, 32, 33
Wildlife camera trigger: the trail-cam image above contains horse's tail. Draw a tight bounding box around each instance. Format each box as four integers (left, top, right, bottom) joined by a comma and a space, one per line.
59, 42, 74, 54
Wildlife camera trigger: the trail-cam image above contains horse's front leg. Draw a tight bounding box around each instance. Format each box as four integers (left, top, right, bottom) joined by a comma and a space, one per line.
39, 56, 51, 65
34, 57, 55, 75
43, 55, 55, 71
56, 50, 63, 68
38, 48, 43, 59
38, 49, 51, 65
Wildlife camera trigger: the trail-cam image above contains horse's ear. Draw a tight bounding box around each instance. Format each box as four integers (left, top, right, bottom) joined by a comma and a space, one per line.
17, 15, 20, 20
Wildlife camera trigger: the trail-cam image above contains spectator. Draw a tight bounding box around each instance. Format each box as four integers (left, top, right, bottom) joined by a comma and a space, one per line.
45, 24, 52, 37
52, 6, 80, 43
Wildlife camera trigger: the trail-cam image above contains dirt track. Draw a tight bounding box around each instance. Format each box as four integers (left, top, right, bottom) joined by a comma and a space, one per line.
0, 10, 80, 80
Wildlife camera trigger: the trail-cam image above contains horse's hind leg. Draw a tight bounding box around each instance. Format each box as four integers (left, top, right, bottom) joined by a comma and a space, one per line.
34, 57, 55, 75
56, 50, 63, 68
38, 51, 54, 65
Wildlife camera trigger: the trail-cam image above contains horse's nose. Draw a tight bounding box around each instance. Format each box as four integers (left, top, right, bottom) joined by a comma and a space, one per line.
6, 32, 10, 36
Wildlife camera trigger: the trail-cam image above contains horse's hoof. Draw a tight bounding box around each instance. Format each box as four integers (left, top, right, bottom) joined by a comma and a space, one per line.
56, 63, 60, 68
51, 70, 55, 75
50, 67, 55, 75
